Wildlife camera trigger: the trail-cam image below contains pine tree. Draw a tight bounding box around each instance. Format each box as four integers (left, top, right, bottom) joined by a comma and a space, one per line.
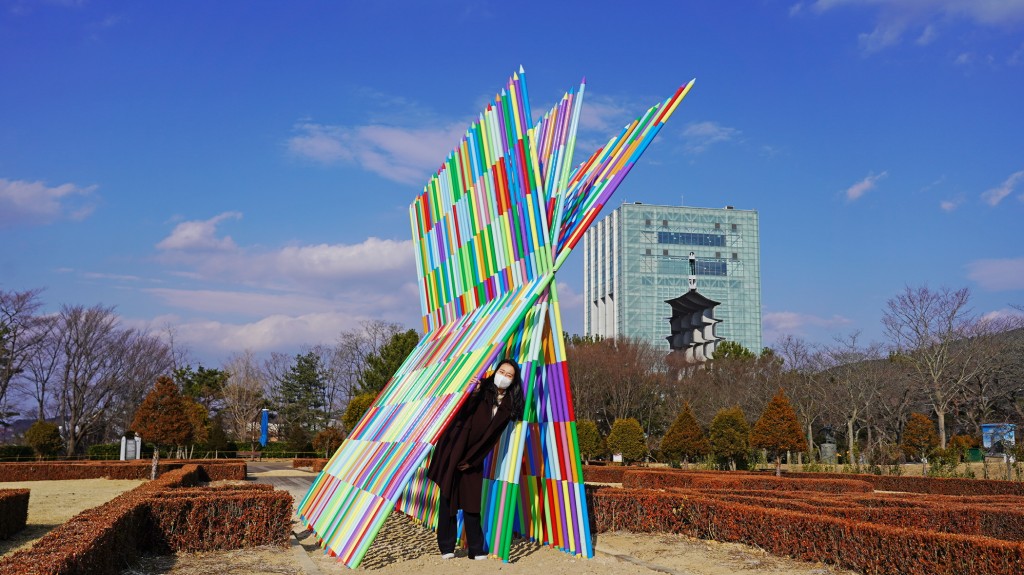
277, 352, 328, 446
576, 419, 605, 464
660, 402, 710, 466
357, 329, 420, 395
750, 388, 807, 476
130, 375, 193, 457
901, 412, 939, 463
710, 406, 750, 471
606, 418, 647, 464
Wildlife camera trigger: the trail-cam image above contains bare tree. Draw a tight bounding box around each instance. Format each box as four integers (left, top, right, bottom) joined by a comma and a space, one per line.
883, 286, 988, 448
821, 332, 885, 463
333, 320, 404, 402
54, 304, 125, 455
775, 334, 826, 458
20, 314, 60, 421
1, 288, 47, 421
102, 329, 174, 440
221, 350, 268, 445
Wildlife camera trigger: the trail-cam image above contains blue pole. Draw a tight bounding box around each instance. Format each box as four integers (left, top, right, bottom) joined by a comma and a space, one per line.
260, 409, 269, 447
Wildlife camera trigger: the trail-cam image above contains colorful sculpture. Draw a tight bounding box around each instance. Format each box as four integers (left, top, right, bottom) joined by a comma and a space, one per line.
298, 67, 694, 568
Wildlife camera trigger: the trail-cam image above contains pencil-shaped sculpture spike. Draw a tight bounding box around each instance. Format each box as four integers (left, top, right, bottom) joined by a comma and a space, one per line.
299, 69, 694, 568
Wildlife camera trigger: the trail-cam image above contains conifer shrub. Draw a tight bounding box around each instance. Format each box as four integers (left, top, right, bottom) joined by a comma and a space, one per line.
660, 402, 710, 466
606, 418, 647, 464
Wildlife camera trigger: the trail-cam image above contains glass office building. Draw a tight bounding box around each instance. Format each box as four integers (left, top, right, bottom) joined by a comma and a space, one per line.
583, 202, 762, 354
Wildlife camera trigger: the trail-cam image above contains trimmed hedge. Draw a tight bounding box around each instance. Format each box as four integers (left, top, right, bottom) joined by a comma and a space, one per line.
0, 489, 30, 539
582, 465, 626, 483
0, 459, 246, 482
292, 458, 328, 472
788, 471, 1024, 496
622, 470, 872, 493
592, 487, 1024, 575
0, 463, 292, 575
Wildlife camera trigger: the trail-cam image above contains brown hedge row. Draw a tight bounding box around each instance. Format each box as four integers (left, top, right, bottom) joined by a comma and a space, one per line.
622, 470, 872, 493
0, 489, 30, 539
582, 465, 626, 483
0, 463, 291, 575
695, 490, 1024, 541
592, 487, 1024, 575
0, 459, 246, 482
146, 491, 293, 552
787, 471, 1024, 496
292, 458, 328, 472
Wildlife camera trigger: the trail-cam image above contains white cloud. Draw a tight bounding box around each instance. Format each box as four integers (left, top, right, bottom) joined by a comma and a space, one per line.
939, 199, 961, 212
576, 95, 632, 133
843, 171, 887, 201
808, 0, 1024, 53
981, 170, 1024, 206
682, 121, 740, 154
156, 212, 241, 251
967, 257, 1024, 290
954, 52, 974, 66
287, 121, 466, 185
763, 311, 853, 342
0, 178, 97, 228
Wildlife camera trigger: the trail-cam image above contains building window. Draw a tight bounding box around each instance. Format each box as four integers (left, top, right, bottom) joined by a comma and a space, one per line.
715, 252, 721, 258
695, 260, 728, 276
663, 249, 669, 256
731, 223, 738, 231
645, 219, 651, 226
645, 248, 651, 255
657, 231, 726, 247
714, 222, 721, 229
662, 219, 668, 227
732, 252, 738, 260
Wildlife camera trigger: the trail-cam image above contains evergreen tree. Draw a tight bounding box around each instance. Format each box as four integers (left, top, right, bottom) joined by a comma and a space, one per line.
24, 421, 63, 459
576, 419, 605, 464
660, 402, 710, 466
750, 388, 807, 476
130, 376, 193, 456
710, 406, 750, 471
357, 329, 420, 395
714, 340, 756, 361
606, 418, 647, 464
277, 352, 328, 445
174, 365, 229, 410
901, 412, 939, 463
205, 413, 232, 452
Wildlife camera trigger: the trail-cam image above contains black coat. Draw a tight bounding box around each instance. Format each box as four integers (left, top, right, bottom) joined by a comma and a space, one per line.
426, 387, 513, 515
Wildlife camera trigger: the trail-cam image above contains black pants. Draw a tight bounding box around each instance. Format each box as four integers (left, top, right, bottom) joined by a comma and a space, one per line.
436, 493, 486, 556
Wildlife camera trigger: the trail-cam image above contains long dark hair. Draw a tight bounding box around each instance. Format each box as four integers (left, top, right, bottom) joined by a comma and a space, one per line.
481, 358, 525, 421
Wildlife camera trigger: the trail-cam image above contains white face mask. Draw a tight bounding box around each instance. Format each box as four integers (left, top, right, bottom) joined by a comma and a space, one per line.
494, 373, 513, 390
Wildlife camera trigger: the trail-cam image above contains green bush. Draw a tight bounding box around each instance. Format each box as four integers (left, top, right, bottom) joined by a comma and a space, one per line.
606, 418, 647, 464
87, 442, 122, 460
0, 445, 34, 461
25, 421, 64, 458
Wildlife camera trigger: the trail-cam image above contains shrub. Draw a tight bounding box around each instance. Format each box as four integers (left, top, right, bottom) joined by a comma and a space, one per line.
342, 392, 377, 434
901, 413, 939, 462
576, 420, 606, 463
710, 406, 749, 470
660, 403, 709, 465
87, 442, 122, 460
24, 421, 64, 459
0, 445, 34, 461
750, 389, 806, 476
312, 427, 344, 458
606, 418, 647, 464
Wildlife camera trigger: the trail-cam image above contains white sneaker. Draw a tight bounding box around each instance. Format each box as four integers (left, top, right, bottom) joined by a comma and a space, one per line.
441, 553, 455, 560
473, 555, 488, 560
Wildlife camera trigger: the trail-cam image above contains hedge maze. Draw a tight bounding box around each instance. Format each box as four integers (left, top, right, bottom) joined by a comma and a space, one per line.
587, 467, 1024, 575
0, 461, 292, 575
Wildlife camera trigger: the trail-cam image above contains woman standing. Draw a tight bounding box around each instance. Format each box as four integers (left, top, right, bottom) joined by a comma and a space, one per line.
426, 358, 525, 560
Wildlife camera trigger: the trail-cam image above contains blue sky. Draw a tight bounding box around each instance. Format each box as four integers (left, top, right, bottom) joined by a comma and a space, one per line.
2, 0, 1023, 366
